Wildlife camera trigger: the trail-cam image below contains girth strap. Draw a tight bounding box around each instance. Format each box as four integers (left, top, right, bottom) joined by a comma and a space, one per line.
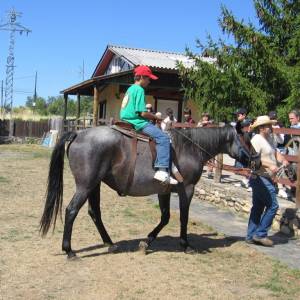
124, 137, 157, 195
126, 137, 138, 194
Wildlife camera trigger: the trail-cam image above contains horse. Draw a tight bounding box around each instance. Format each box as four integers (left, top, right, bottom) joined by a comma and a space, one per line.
40, 125, 259, 259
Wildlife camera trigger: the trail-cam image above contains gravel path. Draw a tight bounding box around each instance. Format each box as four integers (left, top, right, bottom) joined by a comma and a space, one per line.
168, 193, 300, 270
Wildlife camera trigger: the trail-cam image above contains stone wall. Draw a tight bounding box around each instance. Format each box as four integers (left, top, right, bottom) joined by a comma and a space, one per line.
194, 177, 300, 237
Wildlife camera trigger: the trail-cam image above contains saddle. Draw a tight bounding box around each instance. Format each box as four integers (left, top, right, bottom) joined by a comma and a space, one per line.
111, 121, 157, 195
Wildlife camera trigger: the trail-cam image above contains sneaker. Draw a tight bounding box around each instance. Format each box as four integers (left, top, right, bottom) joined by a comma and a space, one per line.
234, 182, 242, 187
242, 178, 249, 188
154, 170, 178, 185
253, 236, 274, 247
278, 189, 288, 199
245, 238, 254, 244
171, 164, 184, 183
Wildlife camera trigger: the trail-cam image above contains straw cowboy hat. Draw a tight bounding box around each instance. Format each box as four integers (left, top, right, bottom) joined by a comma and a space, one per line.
250, 115, 276, 130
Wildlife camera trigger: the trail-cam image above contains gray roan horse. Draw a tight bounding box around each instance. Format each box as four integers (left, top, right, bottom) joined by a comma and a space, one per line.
40, 125, 259, 259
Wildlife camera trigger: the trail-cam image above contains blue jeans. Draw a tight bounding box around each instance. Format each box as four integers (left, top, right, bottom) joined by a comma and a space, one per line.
141, 123, 170, 169
247, 176, 279, 240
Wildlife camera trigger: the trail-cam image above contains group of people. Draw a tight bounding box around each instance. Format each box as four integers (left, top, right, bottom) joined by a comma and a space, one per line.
120, 64, 299, 248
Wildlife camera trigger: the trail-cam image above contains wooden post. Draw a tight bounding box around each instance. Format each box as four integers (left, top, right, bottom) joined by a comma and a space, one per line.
63, 93, 68, 132
77, 93, 81, 129
63, 94, 68, 121
214, 153, 223, 183
296, 151, 300, 208
93, 86, 100, 126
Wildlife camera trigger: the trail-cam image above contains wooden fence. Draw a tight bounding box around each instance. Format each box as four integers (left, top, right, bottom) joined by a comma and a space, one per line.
171, 122, 300, 208
0, 118, 63, 138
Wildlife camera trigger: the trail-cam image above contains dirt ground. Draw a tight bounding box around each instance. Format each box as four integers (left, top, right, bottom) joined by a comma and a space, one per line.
1, 144, 300, 300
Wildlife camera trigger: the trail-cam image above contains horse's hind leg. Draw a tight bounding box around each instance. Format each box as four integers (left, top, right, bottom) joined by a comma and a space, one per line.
88, 183, 113, 246
139, 193, 170, 253
62, 189, 88, 259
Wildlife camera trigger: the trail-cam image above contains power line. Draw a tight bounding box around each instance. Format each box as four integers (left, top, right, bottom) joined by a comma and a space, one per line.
14, 74, 35, 80
0, 8, 31, 116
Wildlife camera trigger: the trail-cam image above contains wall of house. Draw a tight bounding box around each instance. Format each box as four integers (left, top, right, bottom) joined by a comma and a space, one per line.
99, 84, 121, 120
100, 84, 155, 121
99, 84, 201, 123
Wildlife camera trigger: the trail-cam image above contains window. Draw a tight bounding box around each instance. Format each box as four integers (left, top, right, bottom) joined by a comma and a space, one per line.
105, 56, 132, 75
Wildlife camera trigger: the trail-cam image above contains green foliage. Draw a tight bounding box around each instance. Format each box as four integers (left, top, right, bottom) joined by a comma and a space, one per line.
178, 0, 300, 123
24, 95, 92, 117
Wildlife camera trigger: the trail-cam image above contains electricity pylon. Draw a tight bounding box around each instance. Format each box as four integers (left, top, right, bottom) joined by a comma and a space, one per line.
0, 8, 31, 115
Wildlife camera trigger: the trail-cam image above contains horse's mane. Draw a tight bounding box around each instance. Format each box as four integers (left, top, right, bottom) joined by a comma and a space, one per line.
170, 125, 235, 154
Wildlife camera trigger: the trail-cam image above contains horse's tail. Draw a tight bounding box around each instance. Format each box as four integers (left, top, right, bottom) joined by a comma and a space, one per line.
40, 131, 77, 236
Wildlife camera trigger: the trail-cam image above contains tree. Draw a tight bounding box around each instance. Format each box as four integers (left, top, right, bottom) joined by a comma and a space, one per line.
47, 96, 77, 116
26, 96, 48, 115
178, 0, 300, 123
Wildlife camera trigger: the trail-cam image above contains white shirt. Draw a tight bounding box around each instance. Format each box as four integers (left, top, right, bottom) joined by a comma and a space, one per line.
251, 134, 278, 177
161, 116, 177, 131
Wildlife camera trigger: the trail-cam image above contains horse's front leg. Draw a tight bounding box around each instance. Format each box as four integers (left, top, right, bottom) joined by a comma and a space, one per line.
139, 193, 170, 253
178, 184, 195, 253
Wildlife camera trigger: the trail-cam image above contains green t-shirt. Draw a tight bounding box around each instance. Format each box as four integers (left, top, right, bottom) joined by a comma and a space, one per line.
120, 84, 149, 130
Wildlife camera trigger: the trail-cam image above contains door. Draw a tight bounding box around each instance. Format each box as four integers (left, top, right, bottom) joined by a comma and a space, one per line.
156, 99, 180, 120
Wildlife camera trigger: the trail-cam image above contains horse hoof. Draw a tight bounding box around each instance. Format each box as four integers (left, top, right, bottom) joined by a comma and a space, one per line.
184, 246, 196, 254
108, 244, 118, 253
67, 252, 79, 260
138, 241, 149, 254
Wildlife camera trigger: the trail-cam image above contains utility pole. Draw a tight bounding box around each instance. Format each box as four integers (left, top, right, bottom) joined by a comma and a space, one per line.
1, 80, 3, 119
0, 8, 31, 117
32, 71, 37, 118
33, 71, 37, 104
79, 59, 85, 81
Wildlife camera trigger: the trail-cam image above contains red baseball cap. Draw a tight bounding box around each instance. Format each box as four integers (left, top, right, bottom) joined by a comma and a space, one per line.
134, 65, 158, 80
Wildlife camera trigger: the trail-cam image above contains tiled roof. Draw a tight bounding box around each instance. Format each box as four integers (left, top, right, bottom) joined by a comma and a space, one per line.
108, 44, 213, 70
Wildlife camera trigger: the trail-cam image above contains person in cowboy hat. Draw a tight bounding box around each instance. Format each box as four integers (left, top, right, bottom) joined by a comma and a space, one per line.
120, 65, 178, 185
246, 115, 289, 246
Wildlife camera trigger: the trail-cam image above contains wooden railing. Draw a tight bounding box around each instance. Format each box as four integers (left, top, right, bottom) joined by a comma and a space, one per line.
63, 117, 114, 132
171, 123, 300, 208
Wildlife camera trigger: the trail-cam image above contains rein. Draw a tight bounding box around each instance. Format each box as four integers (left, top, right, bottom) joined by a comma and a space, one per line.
172, 127, 220, 160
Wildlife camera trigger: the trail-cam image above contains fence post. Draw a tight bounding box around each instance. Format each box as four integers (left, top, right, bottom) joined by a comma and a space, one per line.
214, 153, 223, 183
296, 151, 300, 208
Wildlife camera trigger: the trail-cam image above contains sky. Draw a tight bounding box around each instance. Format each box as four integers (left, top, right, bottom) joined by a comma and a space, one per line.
0, 0, 258, 107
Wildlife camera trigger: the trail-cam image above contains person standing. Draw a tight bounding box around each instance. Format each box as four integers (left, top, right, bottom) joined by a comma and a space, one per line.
268, 111, 289, 199
183, 108, 195, 125
120, 65, 177, 185
197, 112, 214, 178
161, 107, 177, 131
246, 116, 289, 246
289, 109, 300, 129
234, 108, 247, 135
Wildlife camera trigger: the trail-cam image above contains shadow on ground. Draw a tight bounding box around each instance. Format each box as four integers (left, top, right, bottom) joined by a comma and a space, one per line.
76, 233, 246, 259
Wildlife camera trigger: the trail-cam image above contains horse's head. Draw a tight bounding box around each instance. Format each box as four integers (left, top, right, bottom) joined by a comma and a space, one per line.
222, 126, 261, 171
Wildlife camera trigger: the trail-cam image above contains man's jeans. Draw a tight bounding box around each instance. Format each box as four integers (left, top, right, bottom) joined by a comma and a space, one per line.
141, 123, 170, 169
247, 176, 279, 240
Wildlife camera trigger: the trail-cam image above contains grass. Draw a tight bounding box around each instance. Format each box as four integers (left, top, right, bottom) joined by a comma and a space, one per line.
0, 144, 52, 159
0, 176, 9, 183
258, 261, 300, 296
1, 144, 300, 300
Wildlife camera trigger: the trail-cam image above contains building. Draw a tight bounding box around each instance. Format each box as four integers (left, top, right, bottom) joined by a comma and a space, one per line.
61, 44, 212, 127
